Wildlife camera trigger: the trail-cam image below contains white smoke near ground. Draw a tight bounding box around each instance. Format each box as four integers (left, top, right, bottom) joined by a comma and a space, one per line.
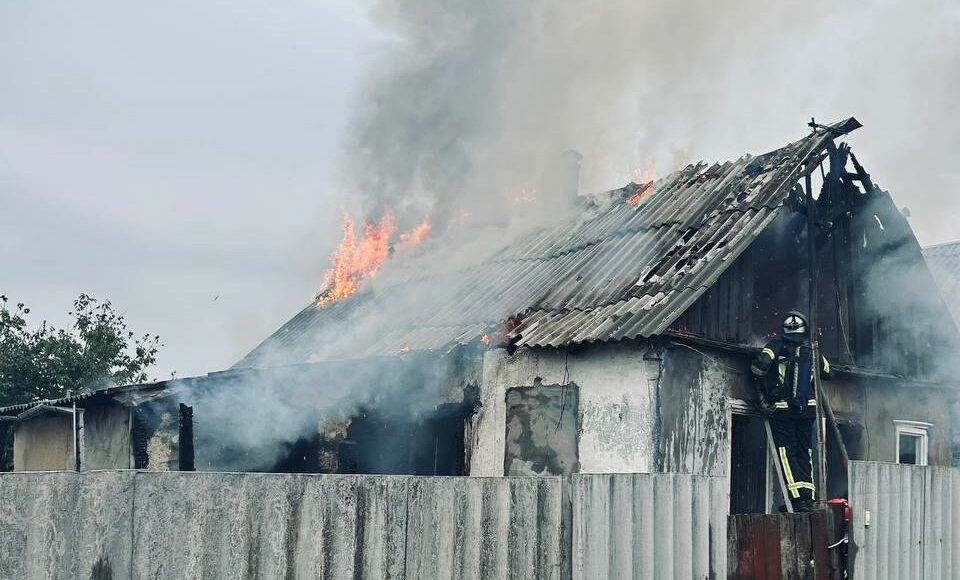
180, 354, 478, 471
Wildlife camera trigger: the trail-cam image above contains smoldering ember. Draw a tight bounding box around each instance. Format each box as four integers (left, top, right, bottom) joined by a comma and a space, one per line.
2, 115, 960, 578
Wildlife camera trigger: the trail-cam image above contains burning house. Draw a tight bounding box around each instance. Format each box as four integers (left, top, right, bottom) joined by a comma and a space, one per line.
3, 118, 957, 514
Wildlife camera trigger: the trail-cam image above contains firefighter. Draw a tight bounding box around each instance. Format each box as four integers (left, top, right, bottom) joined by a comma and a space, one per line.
751, 310, 831, 512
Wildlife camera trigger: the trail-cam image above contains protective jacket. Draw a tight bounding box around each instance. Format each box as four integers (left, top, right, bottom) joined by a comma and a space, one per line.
751, 337, 831, 414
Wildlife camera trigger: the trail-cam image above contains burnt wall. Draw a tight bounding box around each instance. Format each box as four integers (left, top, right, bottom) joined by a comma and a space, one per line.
656, 345, 733, 476
823, 375, 955, 467
473, 342, 658, 476
83, 401, 131, 470
862, 383, 955, 466
504, 383, 579, 476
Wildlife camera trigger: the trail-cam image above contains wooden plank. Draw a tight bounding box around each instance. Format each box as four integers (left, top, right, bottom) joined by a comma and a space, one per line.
730, 265, 741, 343
730, 512, 846, 579
725, 268, 738, 343
730, 514, 782, 580
727, 514, 739, 579
705, 283, 718, 339
809, 510, 831, 580
796, 514, 814, 580
689, 296, 702, 335
762, 515, 783, 580
781, 515, 807, 580
739, 247, 754, 343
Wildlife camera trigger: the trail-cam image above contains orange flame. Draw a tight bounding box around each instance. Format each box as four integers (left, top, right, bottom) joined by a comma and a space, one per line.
316, 211, 430, 307
398, 215, 431, 248
627, 172, 656, 205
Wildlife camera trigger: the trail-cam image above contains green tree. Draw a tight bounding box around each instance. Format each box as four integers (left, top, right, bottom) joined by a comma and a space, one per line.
0, 294, 161, 407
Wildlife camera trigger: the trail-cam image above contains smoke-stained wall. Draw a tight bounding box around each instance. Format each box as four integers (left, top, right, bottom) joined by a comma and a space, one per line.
504, 383, 579, 476
83, 402, 131, 470
472, 342, 659, 476
861, 383, 955, 466
656, 346, 733, 476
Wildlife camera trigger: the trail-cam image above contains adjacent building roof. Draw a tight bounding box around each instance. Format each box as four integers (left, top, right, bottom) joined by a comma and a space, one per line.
923, 241, 960, 326
0, 380, 173, 416
237, 119, 862, 368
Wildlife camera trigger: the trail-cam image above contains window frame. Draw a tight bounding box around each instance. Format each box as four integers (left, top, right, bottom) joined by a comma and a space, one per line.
894, 420, 932, 466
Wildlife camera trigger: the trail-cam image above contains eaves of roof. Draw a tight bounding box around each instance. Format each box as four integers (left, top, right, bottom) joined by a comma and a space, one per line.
0, 380, 172, 416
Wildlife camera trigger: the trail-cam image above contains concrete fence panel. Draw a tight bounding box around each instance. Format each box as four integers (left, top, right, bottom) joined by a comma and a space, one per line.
133, 472, 319, 579
570, 472, 728, 579
0, 471, 134, 580
404, 476, 563, 580
0, 471, 564, 580
849, 461, 960, 580
132, 473, 564, 580
922, 467, 960, 580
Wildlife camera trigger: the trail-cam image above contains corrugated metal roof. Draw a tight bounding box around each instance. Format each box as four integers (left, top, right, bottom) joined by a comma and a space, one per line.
923, 240, 960, 326
237, 119, 860, 368
0, 380, 171, 416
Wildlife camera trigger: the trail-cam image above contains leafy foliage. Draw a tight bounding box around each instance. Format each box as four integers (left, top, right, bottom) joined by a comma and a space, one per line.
0, 294, 161, 407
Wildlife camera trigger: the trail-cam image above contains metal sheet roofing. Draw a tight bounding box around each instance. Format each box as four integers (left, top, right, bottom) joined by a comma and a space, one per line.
237, 119, 860, 368
923, 241, 960, 326
0, 380, 172, 416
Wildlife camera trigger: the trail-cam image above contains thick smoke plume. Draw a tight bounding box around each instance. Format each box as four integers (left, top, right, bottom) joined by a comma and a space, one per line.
338, 0, 959, 243
341, 0, 708, 231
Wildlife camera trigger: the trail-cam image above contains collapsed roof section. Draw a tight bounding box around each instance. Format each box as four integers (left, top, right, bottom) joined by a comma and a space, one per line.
236, 118, 862, 368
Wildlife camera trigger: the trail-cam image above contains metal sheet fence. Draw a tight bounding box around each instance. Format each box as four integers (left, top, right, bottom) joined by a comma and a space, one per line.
570, 473, 728, 579
849, 461, 960, 580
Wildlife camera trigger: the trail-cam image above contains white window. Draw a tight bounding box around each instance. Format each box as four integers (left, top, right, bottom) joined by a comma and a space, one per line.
894, 420, 931, 466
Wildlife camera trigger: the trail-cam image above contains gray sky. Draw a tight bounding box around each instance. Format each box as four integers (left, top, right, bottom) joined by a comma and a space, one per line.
2, 0, 958, 379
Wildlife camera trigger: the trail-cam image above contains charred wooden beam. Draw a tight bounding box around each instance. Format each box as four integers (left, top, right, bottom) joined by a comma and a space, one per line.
178, 403, 195, 471
800, 152, 829, 178
848, 150, 875, 194
804, 149, 853, 484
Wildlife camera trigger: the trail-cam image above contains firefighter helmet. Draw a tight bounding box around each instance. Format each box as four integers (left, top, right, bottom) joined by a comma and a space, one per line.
782, 311, 807, 337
